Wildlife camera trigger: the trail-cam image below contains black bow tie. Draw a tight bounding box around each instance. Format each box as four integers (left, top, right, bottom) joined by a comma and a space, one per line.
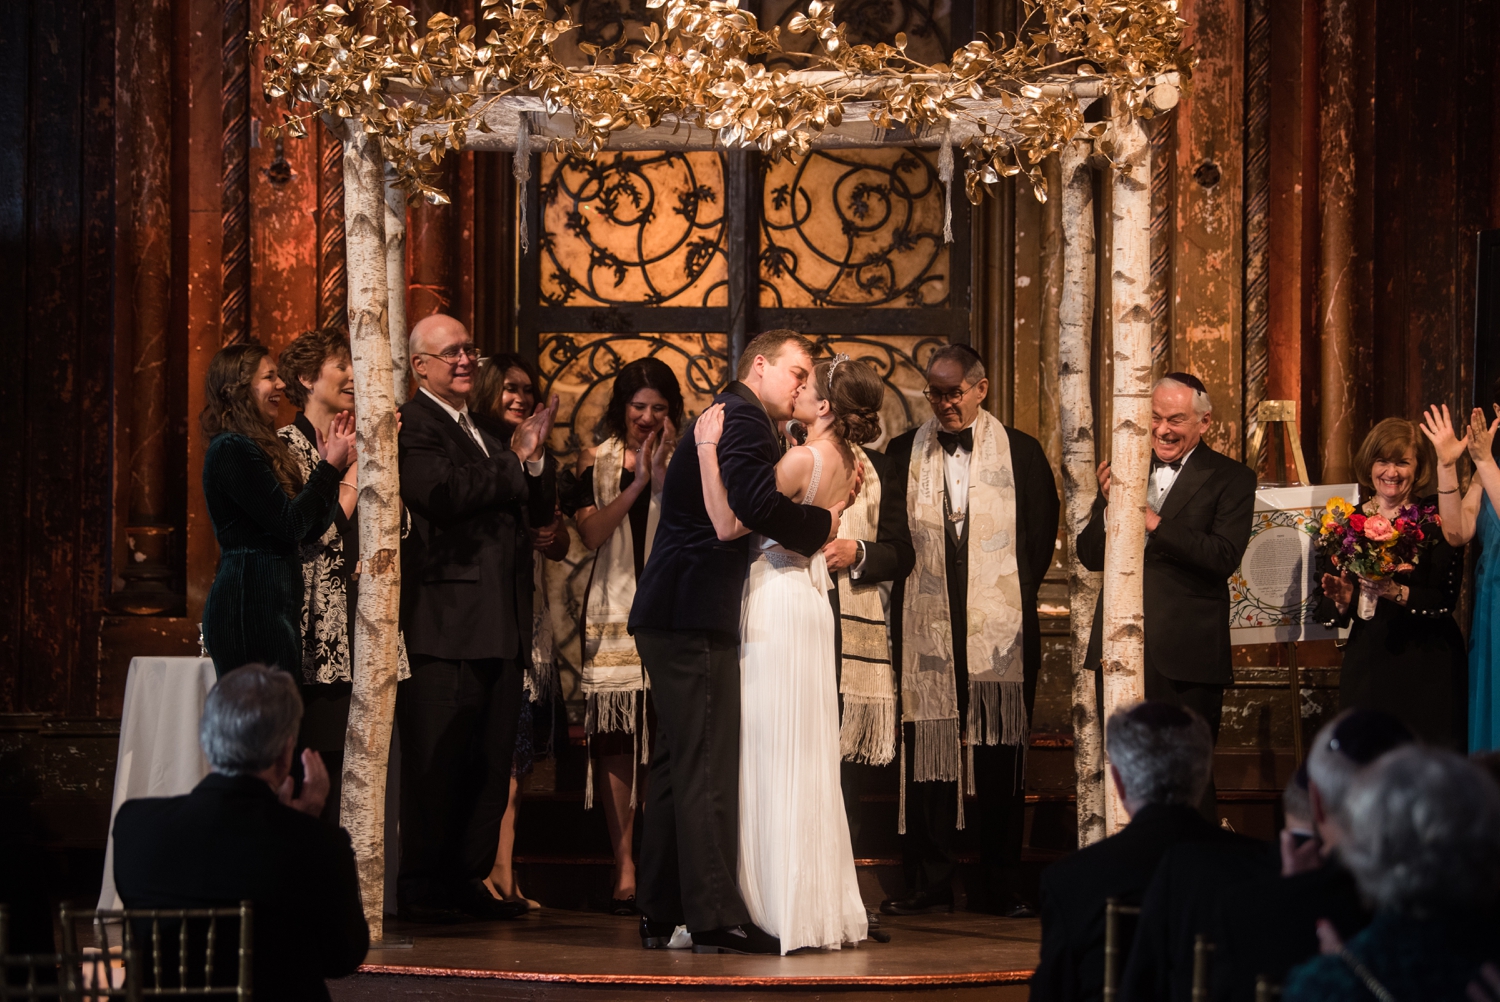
1152, 455, 1183, 472
938, 428, 973, 455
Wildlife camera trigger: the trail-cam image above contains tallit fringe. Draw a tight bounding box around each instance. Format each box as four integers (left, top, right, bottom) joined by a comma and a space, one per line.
913, 718, 961, 782
586, 690, 639, 736
840, 696, 896, 765
965, 679, 1028, 747
583, 691, 649, 812
524, 659, 559, 704
898, 729, 908, 835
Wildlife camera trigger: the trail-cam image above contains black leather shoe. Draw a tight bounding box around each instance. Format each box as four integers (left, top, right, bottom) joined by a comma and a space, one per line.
879, 891, 954, 916
609, 895, 638, 916
691, 924, 781, 955
865, 909, 891, 942
458, 879, 529, 920
640, 917, 678, 949
994, 900, 1037, 919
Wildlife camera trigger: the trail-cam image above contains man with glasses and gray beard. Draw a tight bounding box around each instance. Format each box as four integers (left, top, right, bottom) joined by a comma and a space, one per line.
112, 665, 367, 1002
396, 313, 558, 922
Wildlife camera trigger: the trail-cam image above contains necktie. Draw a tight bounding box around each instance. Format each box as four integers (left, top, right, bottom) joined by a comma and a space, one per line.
938, 427, 973, 455
457, 412, 481, 451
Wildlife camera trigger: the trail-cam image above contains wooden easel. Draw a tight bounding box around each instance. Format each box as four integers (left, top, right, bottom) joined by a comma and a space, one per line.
1246, 399, 1310, 764
1246, 399, 1311, 486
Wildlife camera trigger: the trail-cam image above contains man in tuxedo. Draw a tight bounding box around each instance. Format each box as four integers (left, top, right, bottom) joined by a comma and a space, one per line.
1030, 702, 1239, 1002
113, 665, 367, 1002
396, 313, 556, 922
630, 330, 839, 955
1077, 372, 1256, 816
869, 344, 1059, 917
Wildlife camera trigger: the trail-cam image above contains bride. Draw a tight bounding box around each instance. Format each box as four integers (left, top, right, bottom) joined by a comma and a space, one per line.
694, 354, 885, 953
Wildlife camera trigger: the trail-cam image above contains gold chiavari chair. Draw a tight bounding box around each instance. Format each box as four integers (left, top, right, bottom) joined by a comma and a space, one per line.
1191, 934, 1215, 1002
58, 904, 251, 1001
1102, 898, 1142, 1002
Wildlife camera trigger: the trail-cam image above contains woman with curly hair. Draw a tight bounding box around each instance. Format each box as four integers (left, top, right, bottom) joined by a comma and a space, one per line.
200, 342, 354, 678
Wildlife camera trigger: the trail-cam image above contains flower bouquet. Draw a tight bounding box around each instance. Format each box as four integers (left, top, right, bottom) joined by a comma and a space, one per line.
1307, 498, 1441, 620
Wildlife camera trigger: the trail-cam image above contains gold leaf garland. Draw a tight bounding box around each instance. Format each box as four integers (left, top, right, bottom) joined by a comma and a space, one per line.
253, 0, 1192, 205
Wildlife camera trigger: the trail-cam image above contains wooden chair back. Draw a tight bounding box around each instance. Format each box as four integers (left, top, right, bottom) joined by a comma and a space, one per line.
1102, 897, 1142, 1002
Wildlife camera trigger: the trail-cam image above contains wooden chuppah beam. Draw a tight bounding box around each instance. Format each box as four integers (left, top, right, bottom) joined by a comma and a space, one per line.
1100, 108, 1153, 835
1058, 138, 1105, 847
337, 126, 404, 941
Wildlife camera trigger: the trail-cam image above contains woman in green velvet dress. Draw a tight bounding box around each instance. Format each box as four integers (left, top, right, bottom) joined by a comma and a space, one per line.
200, 342, 355, 677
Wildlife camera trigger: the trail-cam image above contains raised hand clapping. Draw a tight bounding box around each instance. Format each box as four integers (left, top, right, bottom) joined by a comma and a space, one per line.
1420, 404, 1470, 468
316, 411, 357, 470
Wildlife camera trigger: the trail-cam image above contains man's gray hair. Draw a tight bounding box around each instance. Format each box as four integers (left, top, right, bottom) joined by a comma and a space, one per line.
1152, 374, 1212, 416
1340, 747, 1500, 915
1306, 709, 1415, 829
925, 343, 986, 383
1105, 702, 1213, 808
199, 664, 303, 775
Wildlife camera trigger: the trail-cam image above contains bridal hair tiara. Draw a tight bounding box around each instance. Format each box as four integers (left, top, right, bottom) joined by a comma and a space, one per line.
826, 352, 851, 382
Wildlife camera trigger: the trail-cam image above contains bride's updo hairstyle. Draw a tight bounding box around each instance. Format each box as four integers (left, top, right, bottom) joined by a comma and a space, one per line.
815, 356, 884, 445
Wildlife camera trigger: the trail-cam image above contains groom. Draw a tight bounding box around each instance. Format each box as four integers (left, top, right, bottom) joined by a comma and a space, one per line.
630, 330, 841, 955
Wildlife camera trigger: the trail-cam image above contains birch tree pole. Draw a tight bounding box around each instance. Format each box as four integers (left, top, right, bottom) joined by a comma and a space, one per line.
1058, 139, 1106, 846
1100, 108, 1153, 835
383, 164, 409, 405
338, 127, 404, 940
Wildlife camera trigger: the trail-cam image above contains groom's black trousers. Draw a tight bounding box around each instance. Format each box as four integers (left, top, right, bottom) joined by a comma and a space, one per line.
634, 627, 753, 934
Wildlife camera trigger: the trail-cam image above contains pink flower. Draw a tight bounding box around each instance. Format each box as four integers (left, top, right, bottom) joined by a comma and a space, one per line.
1363, 514, 1395, 542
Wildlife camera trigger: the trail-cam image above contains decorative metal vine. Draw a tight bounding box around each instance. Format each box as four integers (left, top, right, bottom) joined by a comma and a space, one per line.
760, 148, 946, 308
539, 150, 727, 307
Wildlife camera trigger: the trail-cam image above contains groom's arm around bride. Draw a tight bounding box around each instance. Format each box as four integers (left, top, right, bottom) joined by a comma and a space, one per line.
628, 330, 834, 953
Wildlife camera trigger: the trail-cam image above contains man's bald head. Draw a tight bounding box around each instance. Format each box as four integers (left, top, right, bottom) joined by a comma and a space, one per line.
409, 313, 477, 408
409, 313, 467, 359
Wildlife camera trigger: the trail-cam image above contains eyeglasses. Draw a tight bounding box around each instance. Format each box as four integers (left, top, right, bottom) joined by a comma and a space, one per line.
923, 383, 977, 406
417, 344, 481, 365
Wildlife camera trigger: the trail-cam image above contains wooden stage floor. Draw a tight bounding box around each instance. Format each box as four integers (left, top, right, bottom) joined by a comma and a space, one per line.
330, 908, 1040, 1000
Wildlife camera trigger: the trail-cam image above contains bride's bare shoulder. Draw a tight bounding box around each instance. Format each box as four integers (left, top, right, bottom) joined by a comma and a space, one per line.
774, 444, 816, 496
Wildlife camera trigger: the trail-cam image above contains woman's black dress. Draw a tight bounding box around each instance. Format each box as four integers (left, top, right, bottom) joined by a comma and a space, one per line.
201, 432, 341, 678
1316, 496, 1468, 749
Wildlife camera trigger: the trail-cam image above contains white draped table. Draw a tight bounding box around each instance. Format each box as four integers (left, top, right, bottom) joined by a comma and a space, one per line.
98, 656, 218, 912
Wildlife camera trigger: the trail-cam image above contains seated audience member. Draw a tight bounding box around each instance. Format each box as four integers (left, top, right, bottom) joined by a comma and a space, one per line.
1119, 774, 1293, 1001
1283, 747, 1500, 1000
112, 665, 368, 1002
1030, 702, 1230, 1002
1209, 709, 1414, 999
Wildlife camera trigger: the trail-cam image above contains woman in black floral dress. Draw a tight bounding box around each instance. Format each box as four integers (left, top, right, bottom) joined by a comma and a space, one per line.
277, 328, 408, 823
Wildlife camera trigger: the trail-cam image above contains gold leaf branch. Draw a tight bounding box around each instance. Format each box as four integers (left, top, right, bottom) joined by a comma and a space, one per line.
253, 0, 1191, 205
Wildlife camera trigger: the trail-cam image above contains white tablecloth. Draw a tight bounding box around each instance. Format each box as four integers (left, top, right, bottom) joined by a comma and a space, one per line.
98, 657, 218, 912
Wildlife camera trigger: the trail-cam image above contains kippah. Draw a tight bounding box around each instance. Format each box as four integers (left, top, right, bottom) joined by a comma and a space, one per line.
1327, 709, 1415, 765
1161, 371, 1208, 395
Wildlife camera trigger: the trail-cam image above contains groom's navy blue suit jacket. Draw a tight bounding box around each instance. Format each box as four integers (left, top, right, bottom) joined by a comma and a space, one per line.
629, 381, 831, 638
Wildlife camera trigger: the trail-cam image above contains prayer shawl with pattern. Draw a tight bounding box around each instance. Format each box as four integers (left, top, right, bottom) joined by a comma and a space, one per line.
581, 435, 660, 807
837, 444, 896, 765
901, 411, 1026, 798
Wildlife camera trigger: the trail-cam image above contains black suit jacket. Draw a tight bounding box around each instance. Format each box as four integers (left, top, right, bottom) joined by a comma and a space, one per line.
629, 381, 832, 637
1030, 803, 1243, 1002
1118, 836, 1277, 1002
398, 390, 553, 661
112, 773, 368, 1002
1077, 443, 1256, 686
869, 423, 1059, 679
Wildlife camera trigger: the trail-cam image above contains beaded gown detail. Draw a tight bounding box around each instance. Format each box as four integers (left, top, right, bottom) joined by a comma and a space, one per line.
737, 447, 868, 953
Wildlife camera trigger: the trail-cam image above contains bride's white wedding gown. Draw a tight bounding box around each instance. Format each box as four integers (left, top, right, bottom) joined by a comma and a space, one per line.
737, 449, 868, 954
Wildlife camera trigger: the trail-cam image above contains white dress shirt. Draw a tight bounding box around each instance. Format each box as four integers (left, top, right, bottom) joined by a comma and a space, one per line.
942, 420, 976, 537
420, 387, 544, 475
1147, 445, 1196, 514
